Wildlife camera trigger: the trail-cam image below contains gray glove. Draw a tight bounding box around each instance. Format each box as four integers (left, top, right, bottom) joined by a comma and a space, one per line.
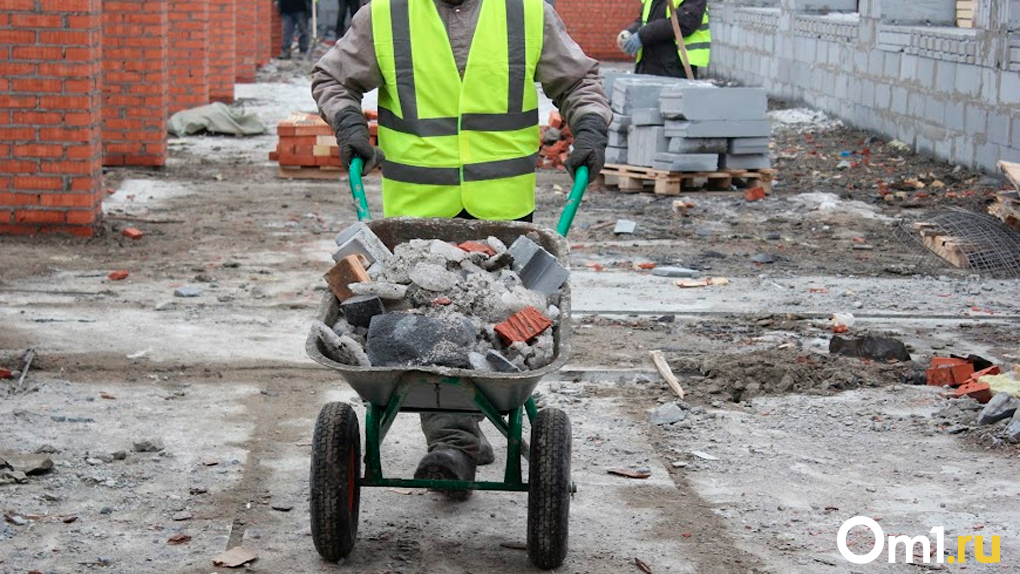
565, 114, 608, 181
333, 107, 385, 175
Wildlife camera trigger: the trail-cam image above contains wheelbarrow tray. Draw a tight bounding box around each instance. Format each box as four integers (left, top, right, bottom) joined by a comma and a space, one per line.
306, 217, 571, 413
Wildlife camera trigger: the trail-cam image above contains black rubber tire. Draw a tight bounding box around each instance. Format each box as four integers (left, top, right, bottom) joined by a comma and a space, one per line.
310, 402, 361, 562
527, 408, 572, 569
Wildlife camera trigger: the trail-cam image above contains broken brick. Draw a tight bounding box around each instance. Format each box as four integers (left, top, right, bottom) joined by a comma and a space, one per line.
548, 111, 564, 130
457, 241, 497, 257
122, 227, 144, 240
107, 270, 129, 281
744, 187, 766, 202
0, 368, 11, 379
955, 381, 992, 403
969, 365, 1001, 383
323, 255, 370, 302
926, 358, 974, 387
494, 306, 553, 344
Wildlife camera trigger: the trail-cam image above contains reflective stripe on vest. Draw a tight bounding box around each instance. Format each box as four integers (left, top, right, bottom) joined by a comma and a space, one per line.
636, 0, 711, 69
372, 0, 544, 220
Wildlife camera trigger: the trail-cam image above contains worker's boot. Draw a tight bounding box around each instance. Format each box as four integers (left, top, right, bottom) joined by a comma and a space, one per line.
475, 423, 495, 466
278, 50, 292, 60
414, 448, 476, 501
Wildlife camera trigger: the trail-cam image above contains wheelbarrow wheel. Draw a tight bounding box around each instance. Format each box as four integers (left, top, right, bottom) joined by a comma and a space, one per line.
310, 402, 361, 562
527, 408, 571, 569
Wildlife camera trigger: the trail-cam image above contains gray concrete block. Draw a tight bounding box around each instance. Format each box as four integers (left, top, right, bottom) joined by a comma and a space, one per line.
664, 120, 771, 138
1013, 117, 1020, 151
907, 91, 925, 118
917, 57, 935, 88
952, 136, 976, 168
660, 87, 767, 121
669, 137, 729, 154
728, 137, 770, 154
341, 294, 385, 329
719, 153, 771, 170
605, 146, 628, 165
651, 153, 719, 172
943, 101, 965, 132
975, 142, 1000, 171
608, 130, 628, 148
334, 222, 394, 264
608, 115, 632, 131
924, 98, 946, 126
882, 0, 956, 25
936, 60, 957, 94
508, 235, 569, 296
632, 108, 664, 126
611, 75, 687, 115
988, 111, 1011, 146
900, 54, 918, 81
628, 126, 669, 167
1001, 71, 1020, 106
366, 313, 476, 368
890, 86, 908, 115
965, 104, 988, 133
883, 52, 901, 77
954, 63, 980, 98
874, 83, 891, 109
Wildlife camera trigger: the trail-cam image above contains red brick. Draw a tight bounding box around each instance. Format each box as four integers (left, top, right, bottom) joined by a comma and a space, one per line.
955, 381, 992, 403
65, 210, 99, 225
494, 307, 553, 344
13, 176, 63, 191
122, 227, 144, 240
744, 187, 766, 202
458, 241, 497, 257
108, 270, 130, 281
324, 255, 371, 301
15, 210, 66, 224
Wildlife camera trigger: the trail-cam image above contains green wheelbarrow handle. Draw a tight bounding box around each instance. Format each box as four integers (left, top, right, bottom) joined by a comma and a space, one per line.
346, 158, 590, 238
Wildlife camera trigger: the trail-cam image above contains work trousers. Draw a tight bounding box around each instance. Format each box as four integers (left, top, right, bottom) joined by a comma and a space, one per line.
281, 11, 310, 55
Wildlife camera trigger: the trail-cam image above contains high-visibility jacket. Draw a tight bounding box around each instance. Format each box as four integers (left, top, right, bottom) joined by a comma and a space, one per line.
637, 0, 711, 69
371, 0, 544, 220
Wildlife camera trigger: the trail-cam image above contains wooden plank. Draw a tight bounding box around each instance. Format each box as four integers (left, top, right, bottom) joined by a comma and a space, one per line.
999, 160, 1020, 190
649, 350, 684, 400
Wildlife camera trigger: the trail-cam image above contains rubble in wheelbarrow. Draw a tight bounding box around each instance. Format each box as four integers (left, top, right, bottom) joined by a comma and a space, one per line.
313, 223, 567, 372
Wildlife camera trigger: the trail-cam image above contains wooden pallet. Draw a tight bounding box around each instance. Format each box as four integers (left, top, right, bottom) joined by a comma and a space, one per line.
277, 165, 344, 180
913, 222, 969, 268
600, 164, 776, 195
989, 191, 1020, 231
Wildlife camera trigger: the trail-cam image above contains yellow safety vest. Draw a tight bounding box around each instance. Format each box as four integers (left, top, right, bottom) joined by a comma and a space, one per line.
637, 0, 711, 69
371, 0, 544, 220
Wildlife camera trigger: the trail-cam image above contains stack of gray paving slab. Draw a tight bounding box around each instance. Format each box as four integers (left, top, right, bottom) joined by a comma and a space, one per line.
603, 73, 771, 173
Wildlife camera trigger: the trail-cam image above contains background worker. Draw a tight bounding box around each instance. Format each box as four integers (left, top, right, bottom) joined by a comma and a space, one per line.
619, 0, 710, 79
278, 0, 312, 59
311, 0, 610, 493
335, 0, 363, 40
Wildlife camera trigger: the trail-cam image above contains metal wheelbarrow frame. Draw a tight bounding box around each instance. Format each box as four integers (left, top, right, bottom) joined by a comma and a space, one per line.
306, 159, 589, 569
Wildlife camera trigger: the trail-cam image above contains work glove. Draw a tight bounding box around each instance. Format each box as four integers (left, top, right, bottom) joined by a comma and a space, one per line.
616, 30, 632, 54
333, 107, 385, 176
565, 114, 608, 182
622, 32, 642, 56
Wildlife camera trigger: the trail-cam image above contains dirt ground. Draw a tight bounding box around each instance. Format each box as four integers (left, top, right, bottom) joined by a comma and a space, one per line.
2, 70, 1020, 574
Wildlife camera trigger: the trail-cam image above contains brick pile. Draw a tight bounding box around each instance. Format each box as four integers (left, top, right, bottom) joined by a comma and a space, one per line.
537, 111, 573, 170
270, 111, 378, 170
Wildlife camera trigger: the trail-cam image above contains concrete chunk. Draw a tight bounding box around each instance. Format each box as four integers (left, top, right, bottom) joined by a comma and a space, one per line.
340, 294, 385, 328
486, 350, 521, 373
508, 236, 569, 295
366, 313, 475, 368
977, 393, 1020, 426
312, 320, 371, 366
665, 120, 771, 138
333, 222, 393, 264
349, 281, 408, 300
652, 152, 719, 172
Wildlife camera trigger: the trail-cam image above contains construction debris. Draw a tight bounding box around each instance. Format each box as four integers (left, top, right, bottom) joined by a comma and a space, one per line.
311, 224, 564, 372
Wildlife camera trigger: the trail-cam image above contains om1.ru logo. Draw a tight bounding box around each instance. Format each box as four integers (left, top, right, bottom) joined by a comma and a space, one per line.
837, 516, 1000, 564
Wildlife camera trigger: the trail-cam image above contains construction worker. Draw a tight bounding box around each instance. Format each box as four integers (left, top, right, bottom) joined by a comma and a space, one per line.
311, 0, 610, 495
620, 0, 710, 79
278, 0, 312, 59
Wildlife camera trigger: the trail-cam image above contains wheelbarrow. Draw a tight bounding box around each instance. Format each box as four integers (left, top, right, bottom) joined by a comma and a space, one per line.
305, 158, 589, 569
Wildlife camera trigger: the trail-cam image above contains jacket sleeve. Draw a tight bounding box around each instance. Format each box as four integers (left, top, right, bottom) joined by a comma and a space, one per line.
310, 7, 383, 128
536, 4, 612, 127
637, 0, 707, 45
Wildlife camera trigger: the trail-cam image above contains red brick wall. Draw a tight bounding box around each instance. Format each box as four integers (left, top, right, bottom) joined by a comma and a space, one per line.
235, 0, 257, 82
167, 0, 209, 113
102, 0, 169, 167
0, 0, 105, 237
271, 1, 282, 57
556, 0, 635, 62
256, 0, 272, 66
209, 0, 236, 102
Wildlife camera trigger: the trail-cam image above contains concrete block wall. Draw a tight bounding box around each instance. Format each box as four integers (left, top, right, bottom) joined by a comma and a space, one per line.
555, 0, 636, 61
0, 0, 105, 237
209, 0, 236, 103
708, 0, 1020, 172
101, 0, 169, 167
167, 0, 209, 114
1, 0, 274, 236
